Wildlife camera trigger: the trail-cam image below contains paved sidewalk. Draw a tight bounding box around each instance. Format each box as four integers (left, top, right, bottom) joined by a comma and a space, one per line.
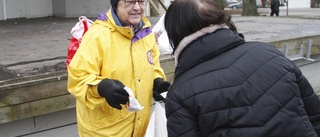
1, 8, 320, 137
1, 8, 320, 81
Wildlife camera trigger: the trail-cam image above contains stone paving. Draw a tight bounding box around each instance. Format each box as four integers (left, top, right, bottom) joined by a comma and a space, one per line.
1, 8, 320, 137
0, 8, 320, 81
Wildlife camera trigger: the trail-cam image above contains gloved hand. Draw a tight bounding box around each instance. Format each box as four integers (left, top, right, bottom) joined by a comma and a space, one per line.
153, 78, 171, 101
98, 78, 129, 110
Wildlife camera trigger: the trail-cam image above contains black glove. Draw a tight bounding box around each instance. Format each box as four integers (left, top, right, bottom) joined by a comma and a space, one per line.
98, 78, 129, 110
153, 78, 171, 101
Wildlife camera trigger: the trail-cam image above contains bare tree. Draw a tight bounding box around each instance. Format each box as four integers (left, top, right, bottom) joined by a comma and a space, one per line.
241, 0, 260, 16
261, 0, 268, 7
311, 0, 320, 8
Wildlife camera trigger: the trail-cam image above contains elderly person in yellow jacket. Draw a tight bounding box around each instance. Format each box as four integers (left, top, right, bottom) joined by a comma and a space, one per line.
67, 0, 170, 136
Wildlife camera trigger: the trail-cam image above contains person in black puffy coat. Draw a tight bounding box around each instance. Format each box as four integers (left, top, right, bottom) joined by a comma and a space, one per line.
270, 0, 281, 16
163, 0, 320, 136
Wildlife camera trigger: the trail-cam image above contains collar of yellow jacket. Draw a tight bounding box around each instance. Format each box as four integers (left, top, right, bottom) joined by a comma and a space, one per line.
95, 9, 152, 39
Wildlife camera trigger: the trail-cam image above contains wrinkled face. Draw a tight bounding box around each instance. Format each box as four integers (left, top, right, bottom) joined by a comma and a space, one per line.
116, 0, 147, 27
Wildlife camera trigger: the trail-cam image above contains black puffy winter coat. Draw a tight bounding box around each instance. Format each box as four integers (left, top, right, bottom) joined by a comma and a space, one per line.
165, 28, 320, 137
271, 0, 280, 11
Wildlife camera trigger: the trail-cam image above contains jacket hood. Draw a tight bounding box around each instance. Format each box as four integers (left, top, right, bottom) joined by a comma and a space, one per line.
174, 26, 245, 79
174, 24, 229, 65
95, 9, 152, 40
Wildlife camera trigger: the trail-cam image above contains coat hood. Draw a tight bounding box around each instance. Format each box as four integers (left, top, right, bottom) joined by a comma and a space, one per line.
174, 26, 245, 79
95, 9, 152, 40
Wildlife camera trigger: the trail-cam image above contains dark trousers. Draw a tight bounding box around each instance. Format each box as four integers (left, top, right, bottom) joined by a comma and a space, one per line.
270, 10, 279, 16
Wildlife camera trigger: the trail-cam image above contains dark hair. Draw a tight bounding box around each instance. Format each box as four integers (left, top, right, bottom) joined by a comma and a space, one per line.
164, 0, 238, 54
110, 0, 119, 7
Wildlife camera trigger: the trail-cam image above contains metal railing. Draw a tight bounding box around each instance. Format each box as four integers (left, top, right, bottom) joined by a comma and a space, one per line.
283, 39, 315, 61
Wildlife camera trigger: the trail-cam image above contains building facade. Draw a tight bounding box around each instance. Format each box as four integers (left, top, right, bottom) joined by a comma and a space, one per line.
0, 0, 312, 21
0, 0, 174, 21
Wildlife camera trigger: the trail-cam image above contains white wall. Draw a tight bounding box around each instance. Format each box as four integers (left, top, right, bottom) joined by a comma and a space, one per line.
3, 0, 52, 20
0, 0, 312, 21
52, 0, 66, 17
288, 0, 310, 8
0, 0, 5, 20
65, 0, 109, 17
25, 0, 52, 18
5, 0, 26, 19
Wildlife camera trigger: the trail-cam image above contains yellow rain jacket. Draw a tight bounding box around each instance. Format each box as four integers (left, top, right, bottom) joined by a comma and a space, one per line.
67, 9, 166, 137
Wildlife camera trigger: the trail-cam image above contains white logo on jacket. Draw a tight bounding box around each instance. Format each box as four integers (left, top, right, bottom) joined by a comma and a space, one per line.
147, 51, 154, 65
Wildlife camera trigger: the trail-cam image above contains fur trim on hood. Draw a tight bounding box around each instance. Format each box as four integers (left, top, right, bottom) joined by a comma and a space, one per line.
174, 24, 229, 66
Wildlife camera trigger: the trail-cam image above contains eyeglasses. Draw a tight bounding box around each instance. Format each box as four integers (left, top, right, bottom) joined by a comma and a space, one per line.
121, 0, 148, 7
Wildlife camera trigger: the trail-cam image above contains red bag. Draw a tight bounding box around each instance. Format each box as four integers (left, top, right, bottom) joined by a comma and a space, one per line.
66, 16, 93, 67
